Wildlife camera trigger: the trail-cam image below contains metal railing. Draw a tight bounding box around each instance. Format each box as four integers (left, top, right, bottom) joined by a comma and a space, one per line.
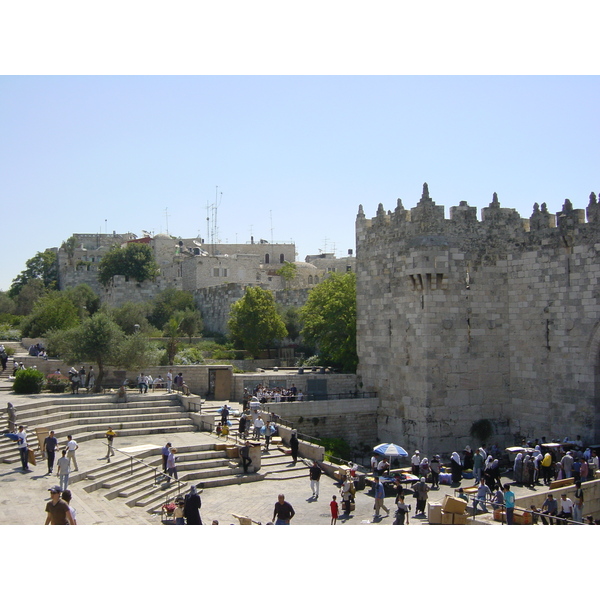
102, 441, 165, 487
468, 496, 585, 525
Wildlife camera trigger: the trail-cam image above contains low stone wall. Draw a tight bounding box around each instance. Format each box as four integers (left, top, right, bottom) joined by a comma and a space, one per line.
266, 397, 379, 450
515, 476, 600, 521
276, 424, 325, 462
12, 356, 232, 398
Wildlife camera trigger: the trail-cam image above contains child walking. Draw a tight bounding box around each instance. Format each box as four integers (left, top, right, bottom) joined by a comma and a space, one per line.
330, 495, 339, 525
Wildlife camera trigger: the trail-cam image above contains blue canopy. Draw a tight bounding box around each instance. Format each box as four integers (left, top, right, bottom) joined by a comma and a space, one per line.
373, 443, 408, 458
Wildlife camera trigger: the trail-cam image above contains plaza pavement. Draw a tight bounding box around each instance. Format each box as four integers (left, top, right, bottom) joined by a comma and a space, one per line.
0, 386, 538, 526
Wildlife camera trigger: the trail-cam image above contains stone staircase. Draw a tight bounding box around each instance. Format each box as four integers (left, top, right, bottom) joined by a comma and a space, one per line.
0, 393, 197, 465
73, 434, 311, 517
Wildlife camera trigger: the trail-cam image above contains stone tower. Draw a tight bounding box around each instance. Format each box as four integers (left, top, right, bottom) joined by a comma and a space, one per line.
356, 184, 600, 455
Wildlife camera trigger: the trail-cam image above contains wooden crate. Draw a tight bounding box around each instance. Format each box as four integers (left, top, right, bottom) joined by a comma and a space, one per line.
442, 494, 467, 515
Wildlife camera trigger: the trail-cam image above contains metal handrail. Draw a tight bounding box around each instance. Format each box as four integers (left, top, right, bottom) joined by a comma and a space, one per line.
470, 496, 585, 525
101, 441, 164, 486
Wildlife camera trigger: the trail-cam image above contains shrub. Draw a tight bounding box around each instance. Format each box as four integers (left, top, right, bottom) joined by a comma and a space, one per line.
320, 437, 353, 462
13, 368, 45, 394
45, 373, 71, 393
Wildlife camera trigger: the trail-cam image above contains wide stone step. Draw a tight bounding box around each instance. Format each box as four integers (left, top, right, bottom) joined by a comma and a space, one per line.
144, 472, 265, 513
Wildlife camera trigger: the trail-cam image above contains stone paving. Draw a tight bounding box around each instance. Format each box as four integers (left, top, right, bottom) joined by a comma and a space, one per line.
0, 383, 547, 527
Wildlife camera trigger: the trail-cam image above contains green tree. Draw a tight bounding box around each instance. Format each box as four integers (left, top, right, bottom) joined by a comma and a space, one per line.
111, 301, 154, 335
149, 288, 196, 330
174, 308, 203, 343
279, 305, 301, 341
163, 316, 181, 365
97, 243, 159, 286
20, 291, 80, 337
9, 250, 58, 299
47, 312, 152, 392
277, 261, 298, 287
0, 291, 16, 316
299, 272, 357, 372
12, 279, 46, 316
64, 284, 101, 318
228, 286, 287, 358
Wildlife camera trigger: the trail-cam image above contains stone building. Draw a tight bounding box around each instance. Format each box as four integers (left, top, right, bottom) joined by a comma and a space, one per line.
356, 183, 600, 456
55, 232, 354, 334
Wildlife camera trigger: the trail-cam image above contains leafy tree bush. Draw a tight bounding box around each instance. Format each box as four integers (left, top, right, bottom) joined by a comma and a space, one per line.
13, 368, 45, 394
47, 312, 153, 392
45, 372, 71, 393
300, 272, 357, 372
173, 308, 203, 342
9, 250, 58, 299
20, 292, 80, 337
149, 288, 196, 330
110, 301, 155, 335
320, 437, 353, 462
228, 286, 287, 358
98, 243, 159, 286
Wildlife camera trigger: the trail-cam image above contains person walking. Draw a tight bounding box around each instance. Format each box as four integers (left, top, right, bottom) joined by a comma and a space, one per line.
240, 441, 252, 473
373, 476, 390, 519
272, 494, 295, 524
105, 427, 116, 459
412, 477, 430, 516
65, 435, 79, 471
309, 461, 322, 498
166, 447, 178, 482
6, 402, 16, 433
45, 485, 75, 525
289, 430, 299, 464
473, 448, 484, 483
473, 479, 492, 513
330, 495, 339, 525
161, 442, 172, 473
504, 484, 516, 524
183, 485, 202, 525
430, 454, 441, 489
61, 489, 77, 525
56, 449, 70, 491
43, 430, 59, 474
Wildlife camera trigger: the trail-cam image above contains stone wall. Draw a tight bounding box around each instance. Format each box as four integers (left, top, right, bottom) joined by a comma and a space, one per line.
356, 184, 600, 456
264, 397, 379, 450
194, 284, 311, 335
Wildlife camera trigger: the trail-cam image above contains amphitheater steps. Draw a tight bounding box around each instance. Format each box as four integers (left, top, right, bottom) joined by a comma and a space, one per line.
0, 394, 197, 464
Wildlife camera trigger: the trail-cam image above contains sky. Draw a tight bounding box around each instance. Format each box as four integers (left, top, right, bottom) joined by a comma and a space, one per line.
1, 75, 599, 291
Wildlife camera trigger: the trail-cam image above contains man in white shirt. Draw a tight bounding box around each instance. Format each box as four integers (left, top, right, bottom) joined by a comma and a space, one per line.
17, 425, 29, 471
65, 435, 79, 471
166, 369, 173, 393
411, 450, 421, 476
557, 493, 574, 523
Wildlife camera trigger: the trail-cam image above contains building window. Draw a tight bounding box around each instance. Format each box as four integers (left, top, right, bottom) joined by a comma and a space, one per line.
308, 275, 313, 284
346, 265, 352, 272
222, 268, 228, 277
213, 268, 220, 277
265, 253, 270, 264
280, 253, 285, 264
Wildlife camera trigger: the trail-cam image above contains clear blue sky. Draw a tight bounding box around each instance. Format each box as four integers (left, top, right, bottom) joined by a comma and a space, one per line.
1, 75, 598, 292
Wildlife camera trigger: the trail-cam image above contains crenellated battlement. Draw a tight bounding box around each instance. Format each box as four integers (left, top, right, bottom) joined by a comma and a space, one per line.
357, 183, 600, 260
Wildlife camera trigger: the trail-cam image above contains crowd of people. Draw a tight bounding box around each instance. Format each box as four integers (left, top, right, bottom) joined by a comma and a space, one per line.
243, 384, 303, 408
